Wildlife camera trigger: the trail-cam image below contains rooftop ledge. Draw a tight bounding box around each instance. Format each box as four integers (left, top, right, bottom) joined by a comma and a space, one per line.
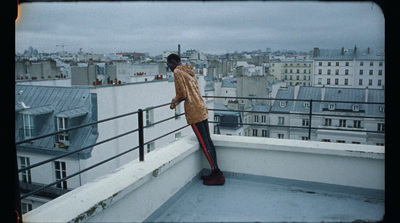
23, 135, 384, 223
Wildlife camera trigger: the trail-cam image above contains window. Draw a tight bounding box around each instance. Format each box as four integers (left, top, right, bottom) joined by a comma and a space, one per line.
321, 139, 331, 142
336, 62, 339, 66
378, 70, 382, 76
261, 115, 266, 123
335, 69, 339, 75
352, 104, 360, 111
262, 130, 268, 137
345, 69, 349, 75
280, 101, 286, 107
328, 104, 335, 110
324, 118, 332, 126
377, 123, 385, 132
21, 202, 32, 214
328, 62, 331, 66
302, 119, 309, 127
319, 62, 322, 66
326, 79, 330, 85
318, 78, 322, 84
369, 70, 373, 75
359, 70, 363, 75
302, 136, 309, 140
54, 161, 67, 189
19, 157, 31, 184
339, 119, 347, 127
252, 129, 258, 136
303, 102, 310, 108
147, 142, 155, 153
360, 62, 364, 66
379, 62, 383, 66
369, 79, 373, 86
278, 134, 284, 139
345, 79, 348, 85
146, 109, 154, 126
335, 79, 339, 85
56, 117, 69, 146
337, 140, 345, 143
318, 69, 322, 75
278, 117, 285, 125
327, 69, 331, 75
345, 62, 349, 66
23, 114, 34, 139
370, 62, 373, 66
359, 79, 363, 86
354, 120, 361, 128
175, 104, 182, 120
254, 115, 259, 123
175, 132, 181, 140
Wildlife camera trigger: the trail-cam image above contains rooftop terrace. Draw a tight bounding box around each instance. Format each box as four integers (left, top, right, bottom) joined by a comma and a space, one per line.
22, 134, 385, 223
146, 172, 384, 222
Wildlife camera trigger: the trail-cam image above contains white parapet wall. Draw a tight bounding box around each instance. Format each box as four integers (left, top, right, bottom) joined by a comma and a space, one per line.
23, 135, 203, 223
23, 134, 384, 222
212, 134, 385, 190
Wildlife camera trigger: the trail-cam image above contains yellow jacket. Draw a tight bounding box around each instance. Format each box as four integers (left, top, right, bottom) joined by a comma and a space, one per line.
172, 64, 208, 125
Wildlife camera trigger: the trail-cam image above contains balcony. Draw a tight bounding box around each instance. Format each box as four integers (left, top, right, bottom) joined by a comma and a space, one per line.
22, 134, 384, 222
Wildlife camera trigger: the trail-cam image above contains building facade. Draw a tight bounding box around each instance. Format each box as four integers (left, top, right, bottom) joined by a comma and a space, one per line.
270, 59, 313, 87
16, 74, 210, 212
313, 47, 384, 89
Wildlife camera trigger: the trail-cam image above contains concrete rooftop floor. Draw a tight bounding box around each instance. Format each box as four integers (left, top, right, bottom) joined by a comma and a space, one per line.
145, 171, 384, 223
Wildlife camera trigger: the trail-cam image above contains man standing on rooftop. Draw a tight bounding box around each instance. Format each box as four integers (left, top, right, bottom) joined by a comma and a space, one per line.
168, 54, 225, 186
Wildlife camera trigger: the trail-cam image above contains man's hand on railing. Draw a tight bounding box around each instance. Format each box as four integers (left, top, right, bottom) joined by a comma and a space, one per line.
170, 97, 185, 110
170, 101, 176, 110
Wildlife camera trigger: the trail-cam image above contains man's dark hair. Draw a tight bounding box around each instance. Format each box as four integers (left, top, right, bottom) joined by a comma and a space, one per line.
167, 53, 181, 63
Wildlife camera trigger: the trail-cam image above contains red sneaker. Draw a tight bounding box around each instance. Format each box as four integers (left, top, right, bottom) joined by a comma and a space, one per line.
203, 170, 225, 186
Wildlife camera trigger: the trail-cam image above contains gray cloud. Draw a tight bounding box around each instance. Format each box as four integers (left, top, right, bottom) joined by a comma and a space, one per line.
16, 1, 384, 55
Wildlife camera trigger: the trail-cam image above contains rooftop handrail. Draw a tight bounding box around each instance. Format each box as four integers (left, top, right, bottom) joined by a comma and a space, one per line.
15, 95, 384, 213
203, 95, 385, 105
204, 95, 385, 139
16, 99, 186, 202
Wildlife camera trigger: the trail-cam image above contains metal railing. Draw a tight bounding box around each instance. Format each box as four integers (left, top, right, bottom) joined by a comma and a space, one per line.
14, 95, 384, 221
204, 95, 385, 140
15, 100, 188, 206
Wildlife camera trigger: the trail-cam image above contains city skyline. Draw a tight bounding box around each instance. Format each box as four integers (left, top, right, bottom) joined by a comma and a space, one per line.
16, 1, 384, 56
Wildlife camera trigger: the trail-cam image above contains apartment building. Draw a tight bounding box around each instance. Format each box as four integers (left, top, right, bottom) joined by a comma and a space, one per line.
270, 59, 313, 87
313, 47, 384, 89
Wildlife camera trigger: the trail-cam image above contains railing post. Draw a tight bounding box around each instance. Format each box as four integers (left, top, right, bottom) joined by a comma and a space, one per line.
308, 99, 313, 140
138, 109, 144, 161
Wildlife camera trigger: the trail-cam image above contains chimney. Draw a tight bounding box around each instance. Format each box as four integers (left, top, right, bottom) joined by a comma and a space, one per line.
365, 86, 369, 103
367, 47, 370, 55
341, 47, 344, 56
313, 47, 319, 57
178, 44, 181, 57
321, 85, 326, 101
354, 45, 357, 55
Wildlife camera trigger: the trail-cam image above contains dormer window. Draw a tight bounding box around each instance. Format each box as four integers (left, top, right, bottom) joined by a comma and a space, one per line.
328, 104, 335, 110
56, 117, 69, 147
303, 102, 310, 108
379, 106, 384, 113
352, 104, 360, 111
23, 114, 35, 139
280, 101, 286, 108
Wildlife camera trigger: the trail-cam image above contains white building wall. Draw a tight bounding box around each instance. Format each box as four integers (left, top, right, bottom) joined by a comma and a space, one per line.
353, 60, 385, 89
313, 60, 354, 88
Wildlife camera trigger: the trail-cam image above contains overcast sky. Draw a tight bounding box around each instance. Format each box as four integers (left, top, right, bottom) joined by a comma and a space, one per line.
15, 1, 384, 56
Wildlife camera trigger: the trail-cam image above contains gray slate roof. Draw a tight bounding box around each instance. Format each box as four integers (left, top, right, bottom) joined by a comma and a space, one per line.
15, 85, 98, 159
272, 86, 384, 117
